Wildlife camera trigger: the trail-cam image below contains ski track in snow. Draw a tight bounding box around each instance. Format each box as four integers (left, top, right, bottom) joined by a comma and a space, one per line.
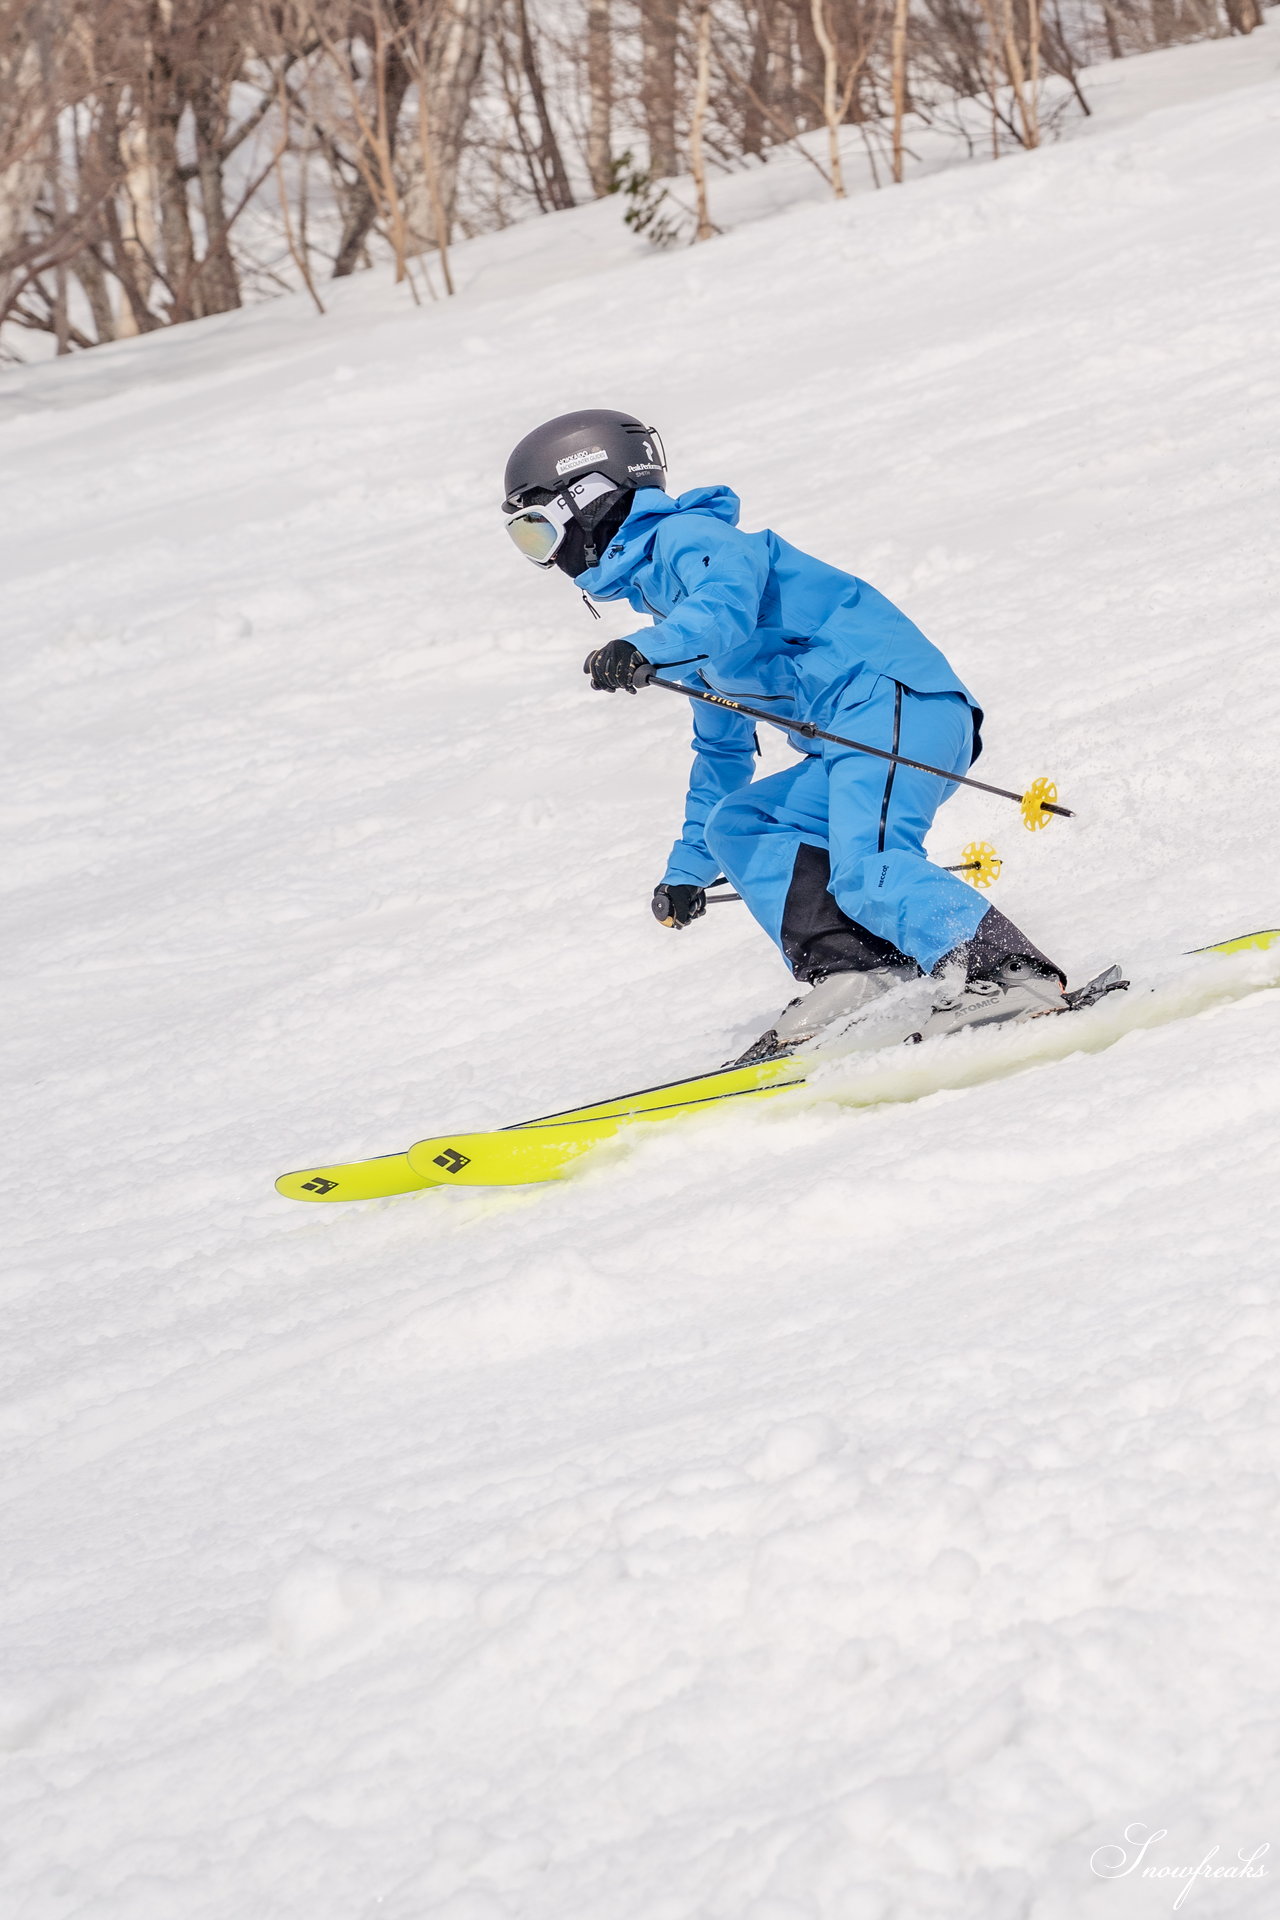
3, 29, 1280, 1920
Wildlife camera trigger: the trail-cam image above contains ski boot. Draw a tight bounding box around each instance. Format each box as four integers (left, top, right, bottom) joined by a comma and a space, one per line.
733, 962, 921, 1066
906, 952, 1065, 1043
903, 905, 1068, 1040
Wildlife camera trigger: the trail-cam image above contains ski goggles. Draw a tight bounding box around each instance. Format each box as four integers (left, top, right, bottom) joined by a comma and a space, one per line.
503, 471, 618, 568
505, 493, 576, 567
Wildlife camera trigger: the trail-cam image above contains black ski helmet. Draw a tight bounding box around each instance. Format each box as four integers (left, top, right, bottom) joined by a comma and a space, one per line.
502, 409, 665, 512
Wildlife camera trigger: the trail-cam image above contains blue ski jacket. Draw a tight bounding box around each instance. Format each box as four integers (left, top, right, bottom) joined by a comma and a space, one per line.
576, 485, 982, 887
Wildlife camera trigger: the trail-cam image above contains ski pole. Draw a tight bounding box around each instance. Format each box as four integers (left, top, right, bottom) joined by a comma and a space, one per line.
633, 668, 1073, 828
711, 874, 981, 904
705, 841, 998, 905
718, 861, 979, 891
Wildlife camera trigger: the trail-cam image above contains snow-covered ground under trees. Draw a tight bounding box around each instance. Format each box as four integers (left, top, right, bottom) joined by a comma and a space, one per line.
4, 26, 1280, 1920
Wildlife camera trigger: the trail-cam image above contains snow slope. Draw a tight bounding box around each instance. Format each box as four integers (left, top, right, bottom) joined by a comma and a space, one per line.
4, 29, 1280, 1920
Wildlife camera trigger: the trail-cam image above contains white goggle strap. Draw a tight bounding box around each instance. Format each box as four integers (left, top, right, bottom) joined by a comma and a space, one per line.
506, 471, 620, 567
563, 471, 624, 567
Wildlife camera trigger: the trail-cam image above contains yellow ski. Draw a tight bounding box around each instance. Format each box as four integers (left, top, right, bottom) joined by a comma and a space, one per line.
279, 928, 1278, 1200
406, 1053, 809, 1188
402, 927, 1280, 1191
276, 1048, 807, 1201
1188, 928, 1280, 957
277, 1052, 807, 1201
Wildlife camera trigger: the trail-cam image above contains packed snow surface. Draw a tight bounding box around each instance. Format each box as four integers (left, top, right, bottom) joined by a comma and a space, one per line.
4, 28, 1280, 1920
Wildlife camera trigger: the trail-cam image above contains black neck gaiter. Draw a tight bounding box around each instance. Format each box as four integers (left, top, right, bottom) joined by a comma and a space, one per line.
555, 490, 635, 579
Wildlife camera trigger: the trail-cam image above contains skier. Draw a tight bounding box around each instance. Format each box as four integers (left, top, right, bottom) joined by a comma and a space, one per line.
502, 408, 1066, 1057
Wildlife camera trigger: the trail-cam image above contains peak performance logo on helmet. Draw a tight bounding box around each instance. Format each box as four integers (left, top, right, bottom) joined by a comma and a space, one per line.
556, 446, 609, 476
503, 409, 666, 512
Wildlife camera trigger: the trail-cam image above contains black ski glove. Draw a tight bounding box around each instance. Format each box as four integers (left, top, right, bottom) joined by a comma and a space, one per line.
652, 883, 706, 929
585, 639, 650, 694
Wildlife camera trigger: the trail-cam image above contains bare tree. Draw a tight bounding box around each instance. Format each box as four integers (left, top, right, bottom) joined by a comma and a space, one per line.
277, 1, 416, 280
499, 0, 574, 212
810, 0, 847, 195
421, 0, 500, 228
3, 4, 87, 330
585, 0, 611, 195
1, 11, 56, 327
996, 0, 1040, 147
405, 30, 455, 287
1, 0, 166, 345
1, 0, 1259, 360
891, 0, 909, 179
642, 0, 680, 177
690, 0, 715, 235
741, 0, 779, 156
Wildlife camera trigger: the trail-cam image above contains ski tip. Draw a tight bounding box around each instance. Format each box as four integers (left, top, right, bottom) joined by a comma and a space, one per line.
275, 1151, 439, 1203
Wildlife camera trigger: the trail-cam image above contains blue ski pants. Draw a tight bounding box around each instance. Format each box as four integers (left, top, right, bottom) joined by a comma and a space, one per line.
703, 678, 987, 977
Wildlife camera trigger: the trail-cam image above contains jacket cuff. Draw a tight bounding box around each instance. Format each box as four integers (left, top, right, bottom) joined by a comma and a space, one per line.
663, 851, 722, 888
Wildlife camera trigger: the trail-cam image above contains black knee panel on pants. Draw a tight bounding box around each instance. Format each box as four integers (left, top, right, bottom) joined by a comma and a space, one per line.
781, 843, 917, 983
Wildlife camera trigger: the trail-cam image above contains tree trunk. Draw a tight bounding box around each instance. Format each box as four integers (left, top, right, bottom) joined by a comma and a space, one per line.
33, 6, 71, 352
113, 119, 161, 334
102, 174, 162, 335
642, 0, 679, 177
142, 17, 201, 321
0, 33, 47, 326
332, 41, 413, 278
417, 83, 452, 292
0, 145, 46, 322
792, 0, 826, 128
1222, 0, 1262, 31
1149, 0, 1177, 46
586, 0, 612, 197
494, 9, 550, 212
148, 107, 199, 318
514, 0, 574, 212
424, 0, 502, 239
1000, 0, 1037, 146
191, 74, 241, 316
810, 0, 845, 197
891, 0, 909, 182
743, 0, 778, 157
690, 0, 714, 238
74, 244, 116, 342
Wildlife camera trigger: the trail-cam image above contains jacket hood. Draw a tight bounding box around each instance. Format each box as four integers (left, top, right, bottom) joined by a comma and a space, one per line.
576, 485, 741, 598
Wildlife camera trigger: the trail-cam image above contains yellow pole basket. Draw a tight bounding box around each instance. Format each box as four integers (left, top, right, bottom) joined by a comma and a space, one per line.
1020, 777, 1059, 832
955, 841, 1003, 888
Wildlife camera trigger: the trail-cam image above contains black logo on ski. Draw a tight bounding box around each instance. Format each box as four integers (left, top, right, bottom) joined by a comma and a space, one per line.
301, 1177, 339, 1194
433, 1148, 471, 1175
